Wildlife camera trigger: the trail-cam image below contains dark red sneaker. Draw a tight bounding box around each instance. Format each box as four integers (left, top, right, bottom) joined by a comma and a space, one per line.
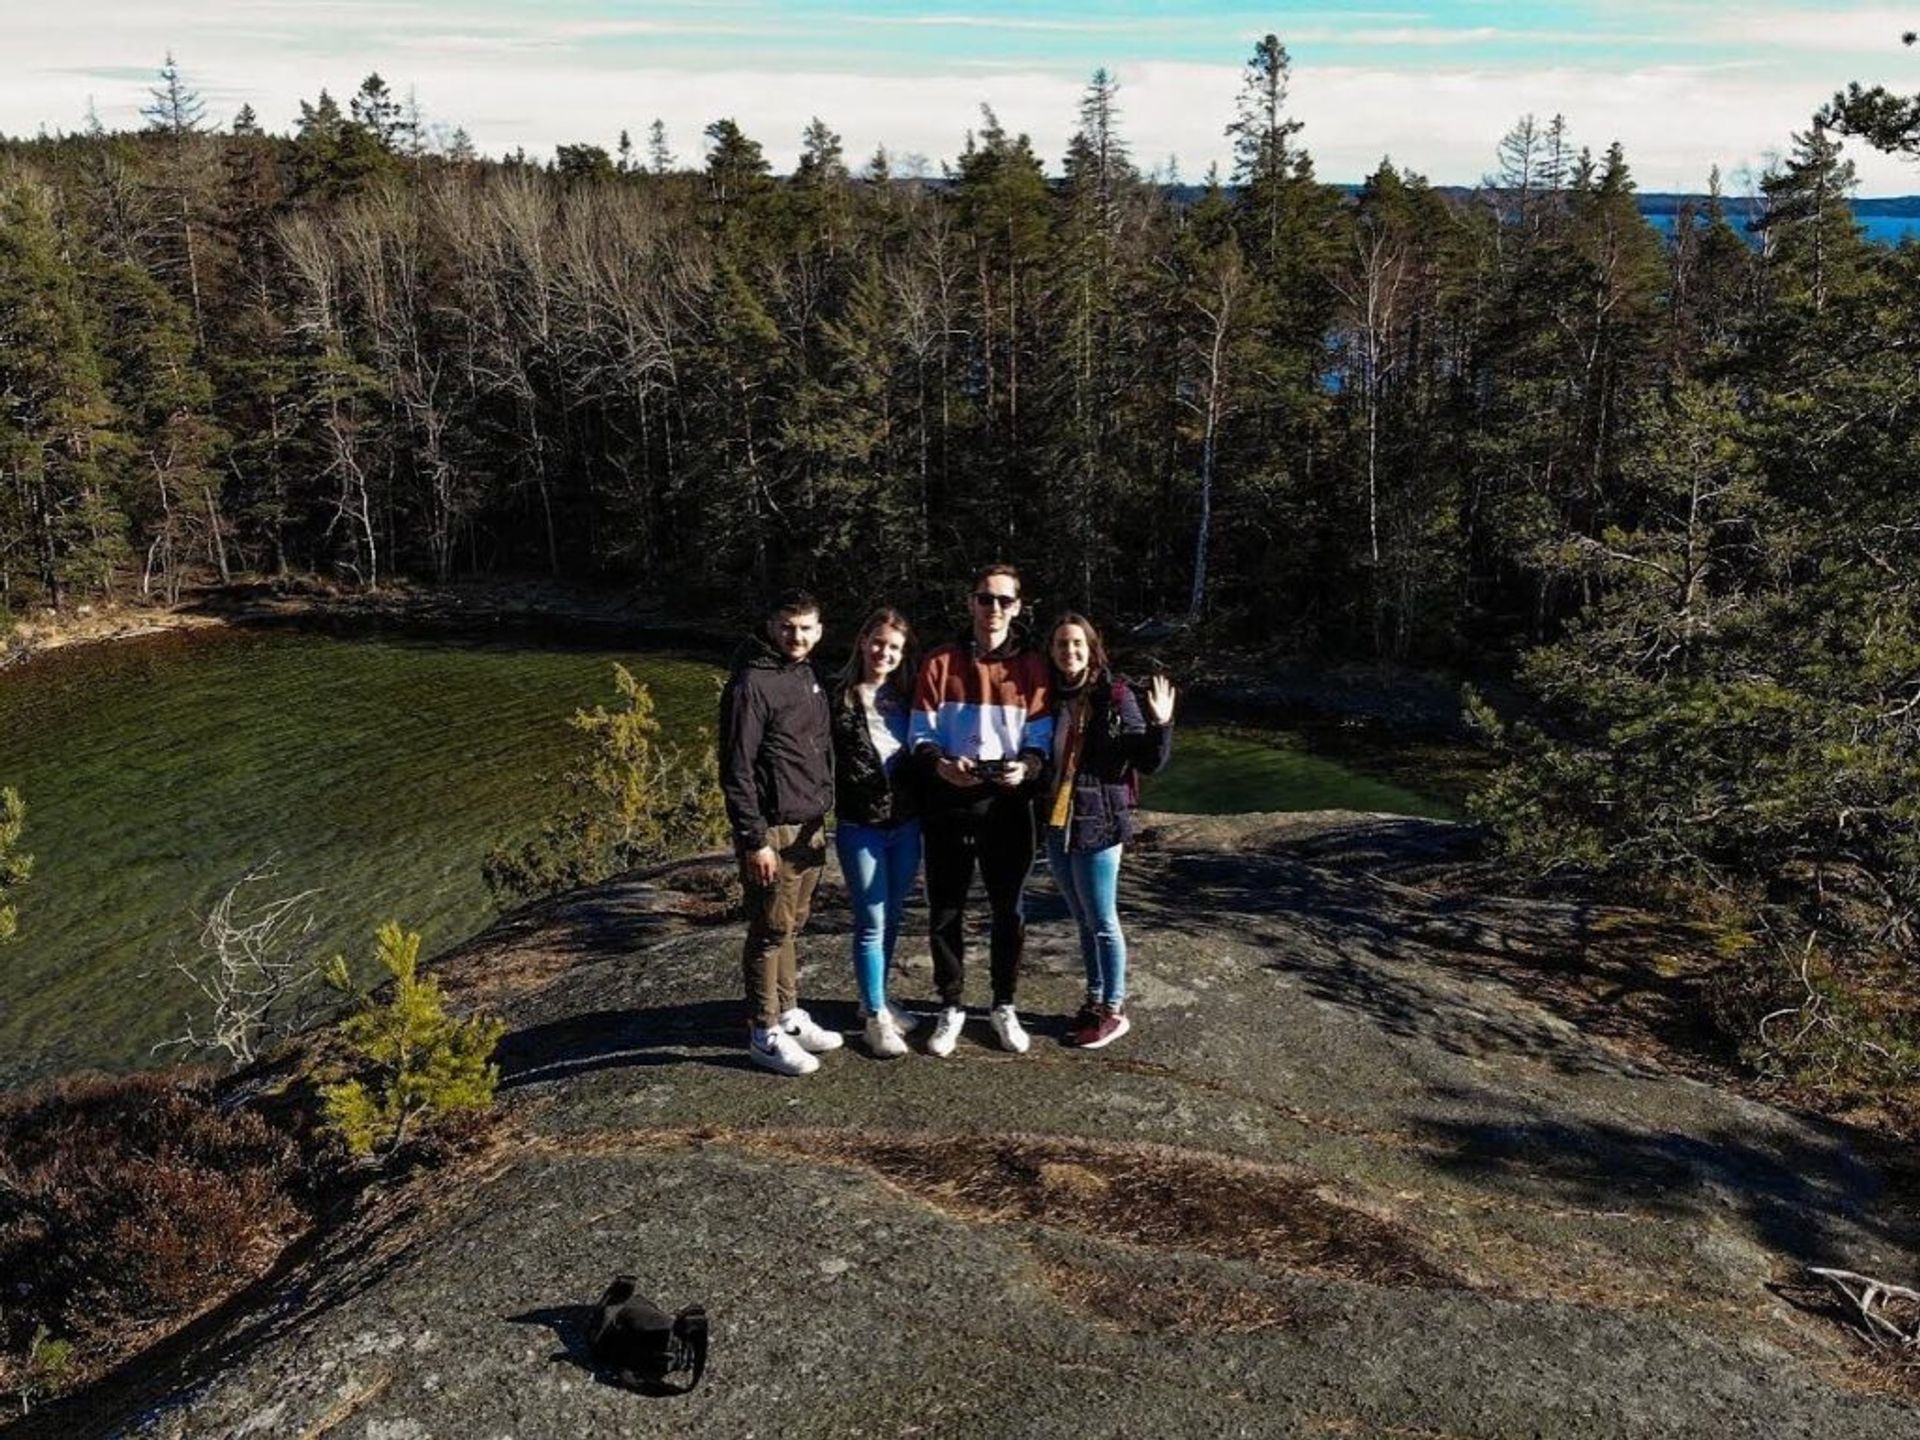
1065, 998, 1100, 1046
1079, 1004, 1130, 1050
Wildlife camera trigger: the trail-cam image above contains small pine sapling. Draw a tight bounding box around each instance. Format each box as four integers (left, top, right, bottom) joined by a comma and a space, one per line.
320, 922, 504, 1158
9, 1325, 72, 1415
0, 787, 30, 945
483, 664, 728, 900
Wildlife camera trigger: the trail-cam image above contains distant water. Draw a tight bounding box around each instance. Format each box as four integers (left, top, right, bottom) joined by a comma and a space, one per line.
0, 627, 1453, 1087
1644, 210, 1920, 246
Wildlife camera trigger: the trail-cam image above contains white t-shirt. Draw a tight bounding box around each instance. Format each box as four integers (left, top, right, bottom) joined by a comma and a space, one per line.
860, 683, 908, 774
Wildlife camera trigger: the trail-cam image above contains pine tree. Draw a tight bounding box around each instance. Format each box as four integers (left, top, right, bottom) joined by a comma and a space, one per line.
0, 173, 126, 607
1227, 34, 1305, 254
647, 117, 674, 174
1756, 125, 1870, 315
293, 88, 393, 199
0, 787, 30, 945
1820, 30, 1920, 156
93, 259, 228, 596
1049, 68, 1143, 604
141, 52, 206, 137
483, 665, 729, 899
950, 104, 1052, 526
1072, 68, 1130, 230
780, 256, 904, 586
1668, 166, 1755, 366
209, 117, 300, 576
789, 116, 854, 265
349, 73, 404, 151
794, 116, 848, 187
687, 257, 787, 584
554, 142, 617, 182
703, 118, 770, 210
320, 922, 504, 1158
140, 51, 212, 341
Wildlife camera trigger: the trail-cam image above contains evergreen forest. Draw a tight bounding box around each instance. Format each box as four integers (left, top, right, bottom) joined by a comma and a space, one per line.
2, 40, 1918, 1094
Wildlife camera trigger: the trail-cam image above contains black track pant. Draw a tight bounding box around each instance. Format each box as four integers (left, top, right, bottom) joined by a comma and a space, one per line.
923, 792, 1036, 1009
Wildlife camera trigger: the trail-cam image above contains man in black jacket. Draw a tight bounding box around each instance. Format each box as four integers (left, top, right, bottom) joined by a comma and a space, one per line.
719, 590, 843, 1076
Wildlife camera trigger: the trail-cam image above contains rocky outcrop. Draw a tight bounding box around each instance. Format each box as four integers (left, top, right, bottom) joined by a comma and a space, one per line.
25, 812, 1920, 1439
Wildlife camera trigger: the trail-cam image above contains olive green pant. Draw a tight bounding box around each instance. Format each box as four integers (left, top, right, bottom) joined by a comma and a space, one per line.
741, 819, 827, 1029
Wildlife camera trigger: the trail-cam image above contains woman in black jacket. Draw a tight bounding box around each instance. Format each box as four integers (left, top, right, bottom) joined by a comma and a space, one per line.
1042, 613, 1175, 1049
831, 608, 923, 1058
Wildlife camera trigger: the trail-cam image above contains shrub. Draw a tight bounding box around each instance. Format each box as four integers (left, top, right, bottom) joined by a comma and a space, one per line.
483, 664, 728, 901
0, 786, 29, 945
10, 1325, 73, 1416
320, 922, 505, 1159
0, 1071, 305, 1404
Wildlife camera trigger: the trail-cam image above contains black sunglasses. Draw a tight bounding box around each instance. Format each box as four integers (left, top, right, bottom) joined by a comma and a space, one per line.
972, 592, 1018, 609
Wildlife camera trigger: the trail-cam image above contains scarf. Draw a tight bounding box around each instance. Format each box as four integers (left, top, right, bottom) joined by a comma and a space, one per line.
1047, 681, 1091, 831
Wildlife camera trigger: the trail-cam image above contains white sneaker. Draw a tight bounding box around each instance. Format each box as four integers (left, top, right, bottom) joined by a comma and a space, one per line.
926, 1007, 966, 1058
860, 1004, 920, 1036
989, 1004, 1030, 1055
749, 1026, 819, 1076
779, 1007, 845, 1054
864, 1010, 910, 1059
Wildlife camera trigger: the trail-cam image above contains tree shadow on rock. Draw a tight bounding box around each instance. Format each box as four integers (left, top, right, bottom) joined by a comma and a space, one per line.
1281, 945, 1654, 1080
1132, 843, 1712, 1077
1411, 1096, 1917, 1273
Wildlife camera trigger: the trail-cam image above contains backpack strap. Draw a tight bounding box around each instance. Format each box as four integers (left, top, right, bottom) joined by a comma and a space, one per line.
672, 1306, 709, 1391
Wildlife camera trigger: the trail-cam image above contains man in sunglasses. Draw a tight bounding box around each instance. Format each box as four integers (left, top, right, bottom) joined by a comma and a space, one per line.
909, 563, 1053, 1057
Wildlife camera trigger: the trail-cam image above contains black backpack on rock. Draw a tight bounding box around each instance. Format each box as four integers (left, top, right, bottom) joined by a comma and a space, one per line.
587, 1275, 709, 1393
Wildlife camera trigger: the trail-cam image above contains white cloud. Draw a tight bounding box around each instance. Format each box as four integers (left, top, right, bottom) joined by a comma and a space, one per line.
849, 13, 1173, 32
1695, 6, 1914, 55
1280, 25, 1639, 49
4, 7, 1917, 194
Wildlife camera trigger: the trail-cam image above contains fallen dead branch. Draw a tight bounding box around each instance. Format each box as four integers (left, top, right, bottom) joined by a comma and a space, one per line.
1810, 1266, 1920, 1349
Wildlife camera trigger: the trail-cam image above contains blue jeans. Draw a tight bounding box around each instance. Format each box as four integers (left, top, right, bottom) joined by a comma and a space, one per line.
1045, 834, 1126, 1006
834, 819, 923, 1014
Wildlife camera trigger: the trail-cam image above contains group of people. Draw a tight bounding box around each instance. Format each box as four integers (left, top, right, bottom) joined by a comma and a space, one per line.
718, 563, 1177, 1077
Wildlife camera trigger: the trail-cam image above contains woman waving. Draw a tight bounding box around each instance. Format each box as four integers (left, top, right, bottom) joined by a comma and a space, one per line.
1043, 614, 1175, 1049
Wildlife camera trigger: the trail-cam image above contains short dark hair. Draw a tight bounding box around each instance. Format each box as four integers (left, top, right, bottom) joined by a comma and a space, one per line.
766, 588, 822, 621
971, 563, 1021, 595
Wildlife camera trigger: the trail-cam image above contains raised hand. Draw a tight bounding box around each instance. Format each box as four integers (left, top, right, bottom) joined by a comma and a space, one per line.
1144, 674, 1177, 726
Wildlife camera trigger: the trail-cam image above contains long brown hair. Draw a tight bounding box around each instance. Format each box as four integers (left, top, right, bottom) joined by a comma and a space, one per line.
1048, 612, 1110, 685
838, 608, 917, 704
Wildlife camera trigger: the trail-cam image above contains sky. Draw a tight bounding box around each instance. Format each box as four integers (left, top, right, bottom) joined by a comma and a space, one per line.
5, 1, 1920, 195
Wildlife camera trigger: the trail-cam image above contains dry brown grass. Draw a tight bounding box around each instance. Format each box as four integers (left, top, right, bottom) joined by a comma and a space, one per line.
750, 1129, 1454, 1290
1032, 1253, 1291, 1333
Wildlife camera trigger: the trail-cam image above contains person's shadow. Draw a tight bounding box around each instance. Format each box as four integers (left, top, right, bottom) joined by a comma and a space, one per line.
506, 1304, 700, 1398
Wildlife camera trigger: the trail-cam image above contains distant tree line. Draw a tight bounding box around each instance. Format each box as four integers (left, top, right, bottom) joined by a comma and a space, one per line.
0, 42, 1891, 655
